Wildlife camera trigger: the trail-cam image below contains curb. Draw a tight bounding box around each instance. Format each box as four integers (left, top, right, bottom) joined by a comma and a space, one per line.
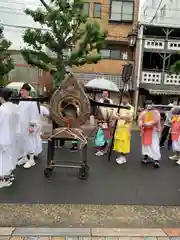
0, 228, 180, 237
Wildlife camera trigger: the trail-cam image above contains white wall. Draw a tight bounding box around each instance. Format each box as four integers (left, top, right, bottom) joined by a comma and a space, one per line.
140, 0, 180, 27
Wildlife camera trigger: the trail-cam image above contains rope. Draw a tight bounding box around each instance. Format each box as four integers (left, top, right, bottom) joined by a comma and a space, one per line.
47, 127, 88, 148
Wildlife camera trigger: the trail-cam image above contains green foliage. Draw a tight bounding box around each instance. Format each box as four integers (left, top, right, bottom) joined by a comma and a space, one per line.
169, 60, 180, 75
22, 0, 107, 87
0, 26, 14, 81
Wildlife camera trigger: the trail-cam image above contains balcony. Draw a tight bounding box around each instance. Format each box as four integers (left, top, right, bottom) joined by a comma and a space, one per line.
144, 39, 165, 50
141, 71, 161, 84
164, 74, 180, 85
141, 71, 180, 86
167, 41, 180, 51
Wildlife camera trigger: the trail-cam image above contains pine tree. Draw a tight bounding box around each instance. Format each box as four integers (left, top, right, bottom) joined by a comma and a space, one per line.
22, 0, 107, 87
0, 26, 14, 82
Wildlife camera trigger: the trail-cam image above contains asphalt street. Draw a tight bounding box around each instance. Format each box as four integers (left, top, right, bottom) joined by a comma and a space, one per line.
0, 131, 179, 206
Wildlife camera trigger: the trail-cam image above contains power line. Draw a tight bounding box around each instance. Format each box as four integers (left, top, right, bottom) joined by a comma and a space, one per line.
1, 0, 180, 15
1, 23, 49, 31
1, 9, 180, 22
149, 0, 163, 23
1, 1, 180, 12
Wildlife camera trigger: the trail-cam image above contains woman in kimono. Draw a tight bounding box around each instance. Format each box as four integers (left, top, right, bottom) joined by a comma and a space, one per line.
169, 106, 180, 164
0, 87, 19, 188
138, 104, 161, 168
113, 92, 134, 164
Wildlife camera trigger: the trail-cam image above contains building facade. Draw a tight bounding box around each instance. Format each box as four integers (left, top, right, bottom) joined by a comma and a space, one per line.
7, 50, 53, 94
140, 0, 180, 26
73, 0, 139, 100
135, 0, 180, 109
5, 0, 140, 100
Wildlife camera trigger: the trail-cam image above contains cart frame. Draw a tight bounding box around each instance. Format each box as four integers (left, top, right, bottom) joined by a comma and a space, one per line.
43, 121, 89, 180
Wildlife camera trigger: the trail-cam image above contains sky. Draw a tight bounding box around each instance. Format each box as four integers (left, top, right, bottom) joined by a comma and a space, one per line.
0, 0, 145, 50
0, 0, 43, 49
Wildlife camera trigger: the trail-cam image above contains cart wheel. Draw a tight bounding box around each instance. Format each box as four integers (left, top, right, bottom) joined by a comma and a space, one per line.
44, 168, 53, 178
78, 166, 89, 180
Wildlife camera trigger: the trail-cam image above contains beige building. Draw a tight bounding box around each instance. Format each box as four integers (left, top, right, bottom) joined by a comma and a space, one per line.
73, 0, 140, 96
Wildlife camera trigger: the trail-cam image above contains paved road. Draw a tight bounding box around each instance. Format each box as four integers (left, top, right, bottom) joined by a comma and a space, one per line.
0, 132, 179, 206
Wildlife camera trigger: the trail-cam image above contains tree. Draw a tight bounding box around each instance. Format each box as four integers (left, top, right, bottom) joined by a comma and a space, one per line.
22, 0, 107, 87
169, 57, 180, 74
0, 26, 14, 82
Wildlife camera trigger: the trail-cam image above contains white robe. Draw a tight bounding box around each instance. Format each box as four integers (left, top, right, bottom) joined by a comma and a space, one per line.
0, 102, 19, 176
17, 101, 42, 157
172, 136, 180, 152
142, 128, 161, 161
40, 105, 50, 117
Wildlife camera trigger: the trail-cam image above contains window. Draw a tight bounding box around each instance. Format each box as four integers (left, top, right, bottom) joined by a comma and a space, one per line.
100, 49, 110, 58
160, 4, 166, 19
110, 1, 134, 22
93, 3, 101, 18
83, 3, 90, 16
110, 50, 121, 59
100, 48, 129, 60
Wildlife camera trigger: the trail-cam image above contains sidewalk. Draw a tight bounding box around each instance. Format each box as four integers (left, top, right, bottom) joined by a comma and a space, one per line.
1, 228, 180, 239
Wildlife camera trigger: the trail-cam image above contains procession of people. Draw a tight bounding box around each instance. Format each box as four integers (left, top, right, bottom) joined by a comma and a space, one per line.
94, 91, 180, 169
0, 83, 49, 188
0, 82, 179, 189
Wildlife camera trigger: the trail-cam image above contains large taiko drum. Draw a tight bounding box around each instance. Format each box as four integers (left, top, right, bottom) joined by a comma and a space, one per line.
49, 74, 90, 128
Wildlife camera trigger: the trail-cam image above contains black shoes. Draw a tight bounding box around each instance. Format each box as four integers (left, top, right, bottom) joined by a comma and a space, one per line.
154, 160, 160, 168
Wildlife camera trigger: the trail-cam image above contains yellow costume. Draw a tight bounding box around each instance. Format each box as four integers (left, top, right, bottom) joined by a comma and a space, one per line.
144, 111, 153, 123
113, 104, 134, 154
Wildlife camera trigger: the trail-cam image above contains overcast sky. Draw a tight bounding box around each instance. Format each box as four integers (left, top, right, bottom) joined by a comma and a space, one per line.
0, 0, 42, 49
0, 0, 145, 50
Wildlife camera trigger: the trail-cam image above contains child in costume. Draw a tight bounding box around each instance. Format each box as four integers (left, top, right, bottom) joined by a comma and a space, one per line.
94, 99, 113, 156
138, 104, 161, 168
95, 122, 111, 156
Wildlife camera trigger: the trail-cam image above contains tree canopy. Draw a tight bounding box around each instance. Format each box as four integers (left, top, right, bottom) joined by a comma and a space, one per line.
169, 58, 180, 74
22, 0, 107, 86
0, 26, 14, 81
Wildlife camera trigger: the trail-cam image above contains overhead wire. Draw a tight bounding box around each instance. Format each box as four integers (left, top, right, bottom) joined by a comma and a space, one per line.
0, 1, 180, 28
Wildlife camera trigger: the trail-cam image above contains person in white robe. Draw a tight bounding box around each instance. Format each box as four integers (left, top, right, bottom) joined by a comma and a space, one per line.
0, 87, 19, 188
138, 104, 161, 168
17, 83, 42, 169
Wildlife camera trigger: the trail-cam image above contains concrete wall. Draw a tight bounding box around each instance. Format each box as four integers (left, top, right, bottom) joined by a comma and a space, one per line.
140, 0, 180, 27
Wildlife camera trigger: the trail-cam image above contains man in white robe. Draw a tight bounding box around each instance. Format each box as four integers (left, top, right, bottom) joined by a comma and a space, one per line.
138, 104, 161, 168
17, 83, 42, 169
0, 87, 19, 188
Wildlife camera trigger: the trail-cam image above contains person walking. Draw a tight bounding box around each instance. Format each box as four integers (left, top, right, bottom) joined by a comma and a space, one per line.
160, 100, 176, 148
